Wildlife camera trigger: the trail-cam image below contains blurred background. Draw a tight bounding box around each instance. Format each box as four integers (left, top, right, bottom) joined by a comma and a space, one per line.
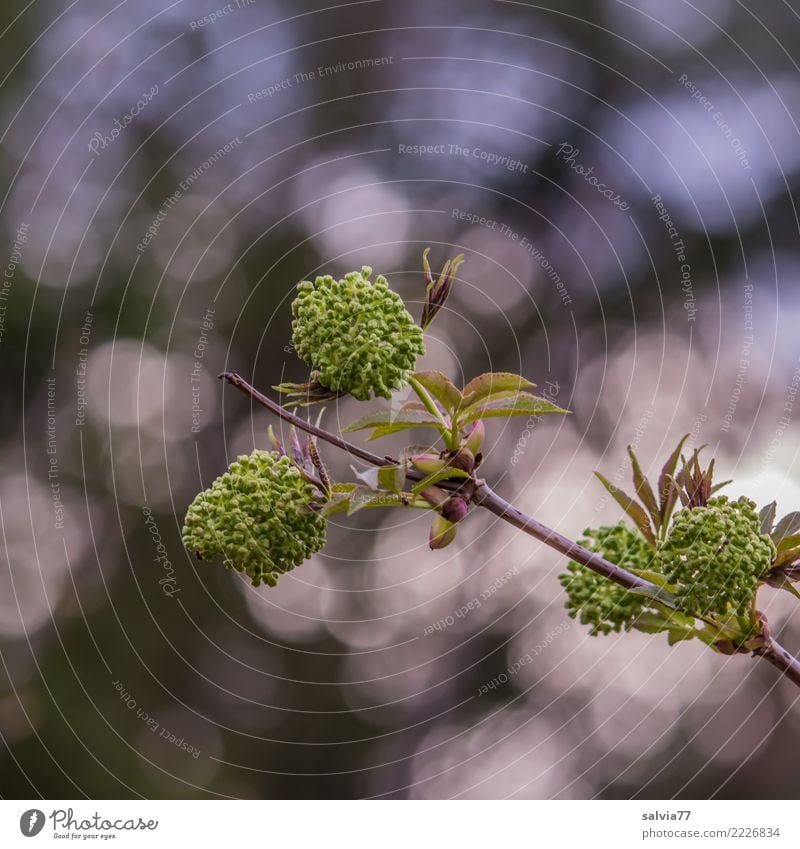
2, 0, 800, 800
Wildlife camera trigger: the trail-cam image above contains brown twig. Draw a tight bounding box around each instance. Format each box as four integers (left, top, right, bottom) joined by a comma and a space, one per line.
220, 371, 800, 690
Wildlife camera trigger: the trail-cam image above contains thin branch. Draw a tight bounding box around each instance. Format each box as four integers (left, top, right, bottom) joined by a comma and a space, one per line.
221, 371, 394, 469
220, 371, 800, 690
473, 482, 650, 590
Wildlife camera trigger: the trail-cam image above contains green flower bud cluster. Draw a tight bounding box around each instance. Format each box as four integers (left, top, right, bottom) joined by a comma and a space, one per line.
658, 496, 776, 618
559, 524, 656, 635
291, 266, 426, 400
182, 450, 327, 587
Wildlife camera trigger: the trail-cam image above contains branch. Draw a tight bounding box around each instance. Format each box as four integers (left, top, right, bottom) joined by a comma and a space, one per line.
220, 371, 395, 469
473, 483, 650, 590
220, 371, 800, 689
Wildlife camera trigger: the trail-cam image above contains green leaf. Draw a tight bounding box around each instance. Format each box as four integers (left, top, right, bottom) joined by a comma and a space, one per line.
411, 371, 463, 412
378, 465, 406, 493
774, 511, 800, 543
344, 409, 443, 432
352, 466, 382, 490
347, 487, 407, 515
627, 445, 660, 531
594, 472, 656, 547
410, 467, 472, 495
631, 612, 672, 634
460, 373, 536, 408
320, 484, 358, 517
773, 545, 800, 568
351, 464, 407, 493
367, 423, 446, 441
776, 533, 800, 554
759, 501, 777, 535
459, 392, 569, 426
657, 434, 689, 524
667, 628, 698, 646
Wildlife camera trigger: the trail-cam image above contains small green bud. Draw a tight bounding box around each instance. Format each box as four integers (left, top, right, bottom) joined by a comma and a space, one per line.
182, 450, 327, 587
430, 515, 457, 549
291, 267, 425, 400
450, 447, 475, 474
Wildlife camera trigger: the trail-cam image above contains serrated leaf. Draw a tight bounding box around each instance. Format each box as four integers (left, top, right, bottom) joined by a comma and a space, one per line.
658, 434, 689, 523
459, 392, 569, 426
344, 409, 443, 432
410, 466, 472, 495
460, 372, 536, 408
594, 472, 656, 546
759, 501, 777, 535
774, 511, 800, 542
411, 371, 462, 412
627, 445, 660, 531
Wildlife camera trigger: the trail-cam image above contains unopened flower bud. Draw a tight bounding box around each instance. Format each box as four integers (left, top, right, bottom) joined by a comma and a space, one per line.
411, 453, 449, 475
430, 515, 457, 549
419, 486, 448, 507
450, 448, 475, 474
442, 496, 469, 524
464, 421, 485, 455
